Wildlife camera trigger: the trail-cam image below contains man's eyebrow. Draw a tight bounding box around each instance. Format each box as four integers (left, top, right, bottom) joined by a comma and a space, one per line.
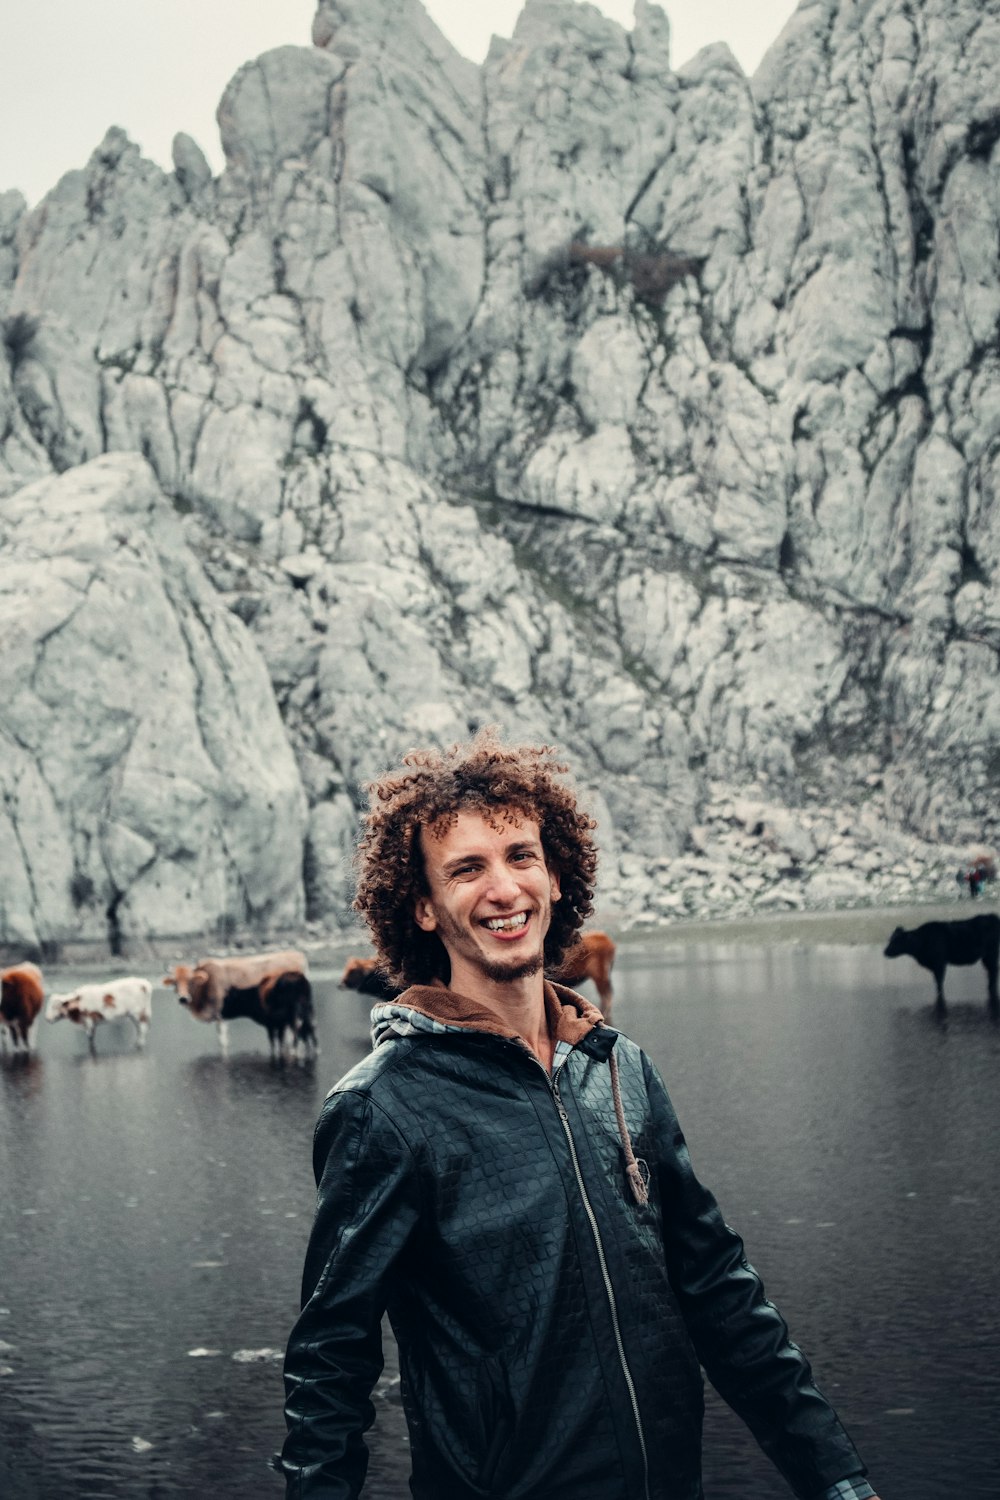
440, 852, 484, 874
439, 838, 541, 873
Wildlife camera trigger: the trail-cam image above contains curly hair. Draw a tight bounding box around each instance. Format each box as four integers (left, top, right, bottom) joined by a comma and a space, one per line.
353, 729, 598, 988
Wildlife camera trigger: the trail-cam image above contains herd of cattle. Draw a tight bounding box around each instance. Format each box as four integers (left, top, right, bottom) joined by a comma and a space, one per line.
0, 931, 619, 1057
0, 931, 619, 1058
2, 913, 998, 1056
0, 949, 317, 1058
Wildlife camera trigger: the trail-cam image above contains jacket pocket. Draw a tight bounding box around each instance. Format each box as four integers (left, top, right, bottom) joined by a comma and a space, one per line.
475, 1355, 514, 1493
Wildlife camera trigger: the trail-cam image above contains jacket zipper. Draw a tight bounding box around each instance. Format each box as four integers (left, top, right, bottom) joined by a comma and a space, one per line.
550, 1072, 652, 1500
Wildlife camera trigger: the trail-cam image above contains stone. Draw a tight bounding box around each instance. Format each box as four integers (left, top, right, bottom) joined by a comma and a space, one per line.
0, 454, 306, 949
0, 0, 998, 943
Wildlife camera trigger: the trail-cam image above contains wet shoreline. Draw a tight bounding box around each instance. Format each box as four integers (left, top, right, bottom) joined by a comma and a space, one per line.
2, 892, 984, 977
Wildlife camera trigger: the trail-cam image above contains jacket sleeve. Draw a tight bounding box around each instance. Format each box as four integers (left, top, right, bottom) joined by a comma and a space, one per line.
642, 1052, 869, 1500
280, 1086, 421, 1499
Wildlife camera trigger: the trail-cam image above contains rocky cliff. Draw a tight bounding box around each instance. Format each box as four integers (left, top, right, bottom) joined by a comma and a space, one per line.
2, 0, 999, 952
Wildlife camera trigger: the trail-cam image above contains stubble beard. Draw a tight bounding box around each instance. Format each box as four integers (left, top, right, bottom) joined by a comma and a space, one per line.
480, 951, 545, 985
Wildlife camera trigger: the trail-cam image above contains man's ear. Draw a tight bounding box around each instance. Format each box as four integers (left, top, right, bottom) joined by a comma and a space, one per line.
550, 870, 561, 902
414, 895, 438, 932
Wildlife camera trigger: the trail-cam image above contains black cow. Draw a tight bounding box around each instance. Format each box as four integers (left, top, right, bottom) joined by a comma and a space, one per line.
884, 915, 1000, 1008
222, 970, 318, 1059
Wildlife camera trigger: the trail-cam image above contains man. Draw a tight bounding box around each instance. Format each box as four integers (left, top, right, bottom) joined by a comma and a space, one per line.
281, 731, 881, 1499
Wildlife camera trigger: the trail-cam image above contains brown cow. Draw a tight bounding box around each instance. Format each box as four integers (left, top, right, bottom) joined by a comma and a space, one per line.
1, 963, 45, 1052
552, 931, 616, 1018
162, 949, 309, 1053
339, 956, 400, 1001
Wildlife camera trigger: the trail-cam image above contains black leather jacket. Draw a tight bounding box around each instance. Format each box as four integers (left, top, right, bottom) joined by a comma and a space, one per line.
281, 986, 867, 1499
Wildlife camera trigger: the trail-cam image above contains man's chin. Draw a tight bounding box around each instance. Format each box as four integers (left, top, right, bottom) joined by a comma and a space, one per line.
481, 951, 545, 984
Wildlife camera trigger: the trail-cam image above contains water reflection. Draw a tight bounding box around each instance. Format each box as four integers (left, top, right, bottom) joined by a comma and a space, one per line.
1, 941, 998, 1497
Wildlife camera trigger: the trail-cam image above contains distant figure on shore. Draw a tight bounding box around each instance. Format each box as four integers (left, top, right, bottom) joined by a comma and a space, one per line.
957, 850, 996, 899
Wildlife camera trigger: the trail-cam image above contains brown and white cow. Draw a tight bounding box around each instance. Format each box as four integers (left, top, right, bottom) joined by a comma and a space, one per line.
1, 962, 45, 1052
46, 976, 153, 1050
162, 949, 313, 1056
552, 930, 617, 1018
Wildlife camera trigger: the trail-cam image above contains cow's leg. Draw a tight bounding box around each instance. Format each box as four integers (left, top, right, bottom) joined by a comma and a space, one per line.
133, 1014, 149, 1049
596, 978, 614, 1021
984, 953, 999, 1009
304, 1022, 320, 1060
85, 1017, 98, 1052
931, 962, 947, 1008
216, 1018, 230, 1053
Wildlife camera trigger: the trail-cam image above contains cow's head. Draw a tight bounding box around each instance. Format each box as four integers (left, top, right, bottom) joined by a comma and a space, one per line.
884, 927, 905, 958
45, 993, 73, 1023
162, 965, 211, 1014
340, 957, 376, 990
163, 966, 193, 1004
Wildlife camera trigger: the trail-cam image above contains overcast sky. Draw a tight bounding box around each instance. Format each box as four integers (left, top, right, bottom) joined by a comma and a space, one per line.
1, 1, 799, 207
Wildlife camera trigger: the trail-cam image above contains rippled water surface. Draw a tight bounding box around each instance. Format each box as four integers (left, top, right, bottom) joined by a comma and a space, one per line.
1, 930, 999, 1499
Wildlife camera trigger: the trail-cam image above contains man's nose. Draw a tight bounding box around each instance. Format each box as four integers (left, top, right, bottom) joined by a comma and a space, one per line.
484, 864, 520, 903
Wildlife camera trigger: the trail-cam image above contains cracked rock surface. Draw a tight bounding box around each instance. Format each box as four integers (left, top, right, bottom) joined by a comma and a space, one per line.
2, 0, 999, 948
0, 454, 306, 950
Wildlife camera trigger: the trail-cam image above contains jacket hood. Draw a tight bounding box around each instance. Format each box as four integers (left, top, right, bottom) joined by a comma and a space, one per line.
372, 979, 605, 1053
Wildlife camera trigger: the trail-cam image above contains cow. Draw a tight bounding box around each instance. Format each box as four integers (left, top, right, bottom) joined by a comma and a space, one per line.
884, 915, 1000, 1009
339, 956, 400, 1001
45, 976, 153, 1049
162, 949, 313, 1057
218, 970, 318, 1061
552, 930, 617, 1018
1, 963, 45, 1053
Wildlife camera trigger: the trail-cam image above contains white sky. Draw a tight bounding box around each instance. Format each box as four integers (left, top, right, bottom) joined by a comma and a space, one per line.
1, 1, 800, 207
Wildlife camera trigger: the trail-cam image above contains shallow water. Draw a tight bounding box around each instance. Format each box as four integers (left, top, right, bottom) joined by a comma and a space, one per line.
1, 931, 998, 1498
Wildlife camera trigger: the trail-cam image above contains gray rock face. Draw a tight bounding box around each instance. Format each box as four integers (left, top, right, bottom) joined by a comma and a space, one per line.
2, 0, 999, 945
0, 454, 306, 950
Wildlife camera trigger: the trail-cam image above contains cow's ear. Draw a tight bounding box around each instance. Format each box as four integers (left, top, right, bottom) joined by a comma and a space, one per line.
161, 975, 176, 988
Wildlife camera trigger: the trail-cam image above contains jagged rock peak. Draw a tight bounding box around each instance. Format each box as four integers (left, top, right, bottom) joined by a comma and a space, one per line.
311, 0, 479, 96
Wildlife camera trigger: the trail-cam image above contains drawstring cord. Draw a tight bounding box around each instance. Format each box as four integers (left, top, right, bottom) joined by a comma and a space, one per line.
608, 1046, 649, 1205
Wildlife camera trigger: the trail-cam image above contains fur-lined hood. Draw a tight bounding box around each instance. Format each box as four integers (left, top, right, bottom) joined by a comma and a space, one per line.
370, 979, 604, 1053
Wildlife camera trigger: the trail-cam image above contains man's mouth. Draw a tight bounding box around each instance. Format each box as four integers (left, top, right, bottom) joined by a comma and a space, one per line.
482, 912, 529, 933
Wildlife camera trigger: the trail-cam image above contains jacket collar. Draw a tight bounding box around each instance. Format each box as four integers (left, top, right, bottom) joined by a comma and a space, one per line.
371, 979, 605, 1054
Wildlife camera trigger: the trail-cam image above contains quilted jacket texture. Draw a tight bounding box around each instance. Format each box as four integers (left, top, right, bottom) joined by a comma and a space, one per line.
281, 984, 867, 1499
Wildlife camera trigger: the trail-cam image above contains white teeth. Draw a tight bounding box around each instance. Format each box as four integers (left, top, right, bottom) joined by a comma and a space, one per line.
484, 913, 528, 932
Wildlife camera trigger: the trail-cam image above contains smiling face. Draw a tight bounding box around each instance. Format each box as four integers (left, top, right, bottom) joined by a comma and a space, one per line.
413, 809, 561, 997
